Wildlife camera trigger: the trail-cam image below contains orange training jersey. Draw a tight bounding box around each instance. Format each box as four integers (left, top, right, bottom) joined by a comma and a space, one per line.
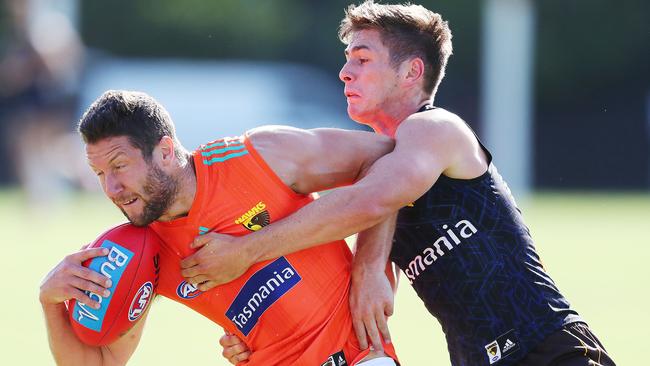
149, 134, 397, 365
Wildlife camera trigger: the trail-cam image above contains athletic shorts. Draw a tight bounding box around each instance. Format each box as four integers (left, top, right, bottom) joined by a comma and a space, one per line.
518, 322, 615, 366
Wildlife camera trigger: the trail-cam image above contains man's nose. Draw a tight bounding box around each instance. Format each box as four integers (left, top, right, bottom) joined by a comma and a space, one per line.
104, 173, 124, 199
339, 63, 353, 82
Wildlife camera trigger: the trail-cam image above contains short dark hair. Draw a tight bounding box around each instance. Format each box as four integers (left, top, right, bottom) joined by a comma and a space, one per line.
78, 90, 181, 160
339, 0, 453, 96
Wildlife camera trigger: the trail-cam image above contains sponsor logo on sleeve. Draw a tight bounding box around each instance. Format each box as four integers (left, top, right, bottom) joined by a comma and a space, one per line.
226, 257, 301, 336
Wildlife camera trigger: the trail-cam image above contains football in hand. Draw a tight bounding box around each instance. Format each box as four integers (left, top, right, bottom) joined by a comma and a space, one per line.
68, 223, 161, 346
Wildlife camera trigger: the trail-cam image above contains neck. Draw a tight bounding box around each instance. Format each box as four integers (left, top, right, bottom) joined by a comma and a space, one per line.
157, 153, 197, 222
370, 94, 432, 137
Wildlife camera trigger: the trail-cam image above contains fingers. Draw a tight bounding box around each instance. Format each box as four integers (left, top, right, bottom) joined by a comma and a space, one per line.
220, 333, 251, 365
180, 253, 198, 269
180, 263, 200, 278
219, 333, 240, 347
375, 311, 391, 346
197, 280, 217, 292
191, 233, 213, 249
182, 274, 209, 286
68, 275, 110, 298
40, 248, 112, 306
352, 317, 369, 350
364, 314, 384, 352
230, 350, 251, 365
74, 247, 109, 262
69, 264, 112, 288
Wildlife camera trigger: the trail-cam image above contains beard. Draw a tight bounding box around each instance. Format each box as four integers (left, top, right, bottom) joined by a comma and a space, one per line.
119, 164, 179, 227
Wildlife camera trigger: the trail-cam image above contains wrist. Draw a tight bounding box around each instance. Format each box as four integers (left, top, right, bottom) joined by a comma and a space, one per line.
41, 301, 67, 315
241, 234, 264, 264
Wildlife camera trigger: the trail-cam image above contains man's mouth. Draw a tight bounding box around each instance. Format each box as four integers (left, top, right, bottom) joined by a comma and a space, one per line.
120, 197, 138, 206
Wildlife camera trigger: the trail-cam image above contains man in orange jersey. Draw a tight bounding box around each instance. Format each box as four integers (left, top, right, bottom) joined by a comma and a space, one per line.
39, 90, 400, 366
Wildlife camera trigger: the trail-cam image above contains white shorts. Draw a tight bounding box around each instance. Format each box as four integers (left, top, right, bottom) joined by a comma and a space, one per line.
354, 356, 397, 366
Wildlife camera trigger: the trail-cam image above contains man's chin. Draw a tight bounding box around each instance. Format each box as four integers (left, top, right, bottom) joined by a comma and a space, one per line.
129, 219, 150, 227
120, 210, 153, 227
347, 108, 372, 125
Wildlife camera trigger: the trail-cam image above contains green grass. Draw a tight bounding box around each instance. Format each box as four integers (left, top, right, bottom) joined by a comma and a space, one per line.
3, 189, 648, 365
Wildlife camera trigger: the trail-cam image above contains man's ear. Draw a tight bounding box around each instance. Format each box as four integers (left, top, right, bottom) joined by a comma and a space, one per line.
403, 57, 425, 87
155, 136, 175, 167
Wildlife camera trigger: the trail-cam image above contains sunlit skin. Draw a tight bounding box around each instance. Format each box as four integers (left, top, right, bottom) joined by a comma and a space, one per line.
340, 29, 431, 137
85, 136, 196, 226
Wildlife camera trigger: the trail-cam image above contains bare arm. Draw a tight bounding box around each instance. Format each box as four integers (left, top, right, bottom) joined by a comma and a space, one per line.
238, 117, 457, 259
181, 112, 486, 289
40, 248, 147, 365
349, 213, 398, 352
245, 125, 396, 194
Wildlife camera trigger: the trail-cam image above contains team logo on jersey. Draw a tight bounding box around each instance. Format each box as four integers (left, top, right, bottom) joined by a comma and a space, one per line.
235, 201, 270, 231
485, 329, 520, 364
226, 257, 301, 336
176, 281, 202, 299
128, 282, 154, 321
485, 340, 501, 364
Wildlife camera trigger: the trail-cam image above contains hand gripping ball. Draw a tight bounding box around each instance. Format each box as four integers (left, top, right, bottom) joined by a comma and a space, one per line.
68, 223, 161, 345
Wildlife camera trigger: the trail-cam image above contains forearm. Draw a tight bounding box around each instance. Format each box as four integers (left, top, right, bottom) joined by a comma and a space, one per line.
42, 303, 103, 366
353, 214, 397, 272
246, 184, 391, 262
352, 214, 398, 288
42, 303, 133, 366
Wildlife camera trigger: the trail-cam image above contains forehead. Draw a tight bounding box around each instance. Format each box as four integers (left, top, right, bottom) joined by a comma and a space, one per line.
345, 29, 389, 55
86, 136, 140, 163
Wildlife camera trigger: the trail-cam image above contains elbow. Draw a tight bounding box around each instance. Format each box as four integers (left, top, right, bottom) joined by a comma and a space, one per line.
356, 200, 395, 226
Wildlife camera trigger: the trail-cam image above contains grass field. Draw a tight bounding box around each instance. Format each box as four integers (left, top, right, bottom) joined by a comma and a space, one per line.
2, 189, 647, 365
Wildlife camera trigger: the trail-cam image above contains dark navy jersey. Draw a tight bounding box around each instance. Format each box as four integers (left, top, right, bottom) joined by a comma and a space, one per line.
389, 106, 582, 366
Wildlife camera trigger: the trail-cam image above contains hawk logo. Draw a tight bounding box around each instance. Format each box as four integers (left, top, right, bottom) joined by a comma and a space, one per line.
485, 340, 501, 364
485, 329, 520, 364
235, 201, 270, 231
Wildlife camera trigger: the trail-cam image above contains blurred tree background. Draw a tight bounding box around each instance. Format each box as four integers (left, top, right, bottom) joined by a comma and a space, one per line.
1, 0, 648, 189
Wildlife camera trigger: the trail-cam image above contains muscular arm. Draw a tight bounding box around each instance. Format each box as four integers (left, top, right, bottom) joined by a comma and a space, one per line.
181, 111, 487, 288
40, 248, 147, 365
349, 213, 398, 351
240, 117, 455, 260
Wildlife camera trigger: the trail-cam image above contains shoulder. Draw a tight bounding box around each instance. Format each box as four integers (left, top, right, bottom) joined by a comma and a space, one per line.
398, 108, 466, 136
395, 108, 472, 150
247, 125, 392, 155
246, 125, 307, 149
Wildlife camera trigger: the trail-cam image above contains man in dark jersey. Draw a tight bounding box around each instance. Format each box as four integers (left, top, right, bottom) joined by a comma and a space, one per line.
182, 1, 615, 365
